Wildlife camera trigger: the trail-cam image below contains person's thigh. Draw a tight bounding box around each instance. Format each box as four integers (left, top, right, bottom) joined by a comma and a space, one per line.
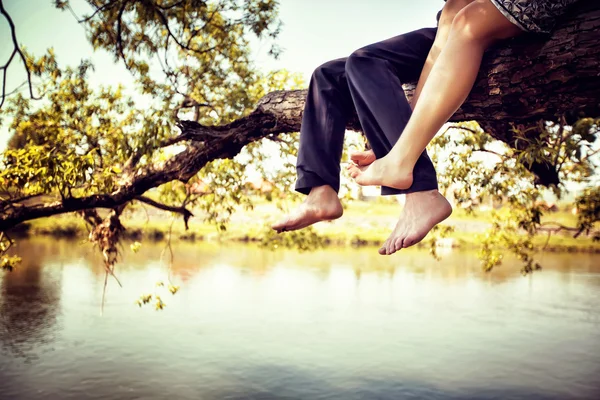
350, 27, 438, 82
485, 0, 580, 34
452, 0, 524, 44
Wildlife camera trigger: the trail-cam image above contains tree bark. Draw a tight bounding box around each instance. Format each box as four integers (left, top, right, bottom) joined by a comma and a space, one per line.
1, 0, 598, 232
449, 0, 600, 140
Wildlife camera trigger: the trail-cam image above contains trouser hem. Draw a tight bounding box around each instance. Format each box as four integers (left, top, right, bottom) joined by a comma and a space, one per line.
380, 180, 438, 196
295, 172, 338, 195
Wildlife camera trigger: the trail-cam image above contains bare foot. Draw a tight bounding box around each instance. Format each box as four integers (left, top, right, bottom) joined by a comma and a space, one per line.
379, 190, 452, 255
349, 149, 376, 166
348, 154, 413, 190
272, 185, 343, 233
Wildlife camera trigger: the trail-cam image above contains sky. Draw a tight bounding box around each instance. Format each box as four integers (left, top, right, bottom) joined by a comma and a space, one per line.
0, 0, 444, 151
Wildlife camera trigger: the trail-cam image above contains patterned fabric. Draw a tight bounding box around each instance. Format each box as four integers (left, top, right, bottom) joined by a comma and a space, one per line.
489, 0, 580, 33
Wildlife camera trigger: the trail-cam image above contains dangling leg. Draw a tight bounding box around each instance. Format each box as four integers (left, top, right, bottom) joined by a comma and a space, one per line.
351, 0, 473, 170
272, 59, 349, 232
345, 1, 474, 254
349, 0, 523, 189
411, 0, 475, 108
343, 29, 454, 255
274, 28, 443, 237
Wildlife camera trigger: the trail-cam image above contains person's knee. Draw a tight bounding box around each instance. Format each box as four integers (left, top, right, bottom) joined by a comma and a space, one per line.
345, 46, 377, 76
450, 2, 497, 43
441, 0, 473, 26
449, 1, 520, 44
312, 58, 345, 81
348, 45, 375, 61
444, 0, 473, 13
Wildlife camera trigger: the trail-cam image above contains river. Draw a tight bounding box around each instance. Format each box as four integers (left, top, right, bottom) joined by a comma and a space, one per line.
1, 239, 599, 399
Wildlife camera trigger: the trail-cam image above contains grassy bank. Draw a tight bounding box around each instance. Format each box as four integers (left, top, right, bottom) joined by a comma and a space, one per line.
10, 200, 600, 253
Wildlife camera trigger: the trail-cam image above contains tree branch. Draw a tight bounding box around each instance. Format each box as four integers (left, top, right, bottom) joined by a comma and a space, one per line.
150, 1, 219, 56
75, 0, 119, 23
0, 0, 40, 109
539, 221, 584, 235
135, 195, 194, 229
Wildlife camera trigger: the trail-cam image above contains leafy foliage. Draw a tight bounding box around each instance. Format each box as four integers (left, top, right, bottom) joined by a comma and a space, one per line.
429, 118, 599, 273
0, 0, 301, 305
0, 233, 20, 271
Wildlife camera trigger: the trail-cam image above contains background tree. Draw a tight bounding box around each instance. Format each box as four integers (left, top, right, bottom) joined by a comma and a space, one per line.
0, 0, 598, 283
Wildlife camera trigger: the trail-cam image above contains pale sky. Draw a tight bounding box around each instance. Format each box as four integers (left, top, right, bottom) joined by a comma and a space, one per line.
0, 0, 443, 150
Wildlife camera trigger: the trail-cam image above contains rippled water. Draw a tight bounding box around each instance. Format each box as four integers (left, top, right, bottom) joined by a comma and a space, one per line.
1, 239, 599, 400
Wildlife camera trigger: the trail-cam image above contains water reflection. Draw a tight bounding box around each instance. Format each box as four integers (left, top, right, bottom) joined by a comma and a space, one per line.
0, 251, 62, 362
0, 238, 599, 400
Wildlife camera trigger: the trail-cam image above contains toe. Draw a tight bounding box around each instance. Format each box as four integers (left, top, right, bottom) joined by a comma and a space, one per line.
386, 239, 396, 256
271, 219, 288, 231
402, 235, 419, 248
348, 166, 360, 179
350, 154, 364, 164
386, 238, 401, 255
378, 239, 389, 255
393, 236, 405, 252
350, 151, 367, 163
351, 150, 376, 166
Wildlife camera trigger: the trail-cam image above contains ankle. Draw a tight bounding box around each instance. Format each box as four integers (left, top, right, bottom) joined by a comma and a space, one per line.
308, 185, 337, 198
406, 189, 438, 200
389, 149, 419, 170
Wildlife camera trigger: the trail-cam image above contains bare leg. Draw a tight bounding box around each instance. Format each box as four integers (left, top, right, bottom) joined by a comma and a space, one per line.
346, 2, 468, 252
345, 0, 468, 252
349, 0, 523, 189
349, 0, 472, 163
411, 0, 475, 108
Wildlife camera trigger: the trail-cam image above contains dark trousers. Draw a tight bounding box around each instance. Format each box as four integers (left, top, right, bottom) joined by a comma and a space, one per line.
295, 27, 439, 196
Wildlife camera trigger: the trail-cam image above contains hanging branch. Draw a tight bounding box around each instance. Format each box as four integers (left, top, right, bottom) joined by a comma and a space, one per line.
0, 0, 41, 109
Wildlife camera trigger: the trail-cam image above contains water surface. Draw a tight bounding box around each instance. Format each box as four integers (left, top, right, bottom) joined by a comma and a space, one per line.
1, 239, 599, 399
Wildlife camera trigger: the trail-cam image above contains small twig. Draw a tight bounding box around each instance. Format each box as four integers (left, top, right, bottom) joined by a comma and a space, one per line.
71, 1, 119, 23
151, 2, 219, 55
538, 221, 588, 239
106, 266, 123, 287
265, 135, 287, 144
0, 0, 41, 109
135, 195, 193, 229
542, 229, 552, 251
101, 270, 108, 316
159, 216, 177, 284
472, 148, 507, 158
6, 192, 45, 204
155, 0, 186, 11
539, 221, 582, 233
115, 1, 130, 65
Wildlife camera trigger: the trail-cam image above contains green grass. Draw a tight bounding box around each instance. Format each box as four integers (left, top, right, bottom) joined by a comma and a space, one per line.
13, 200, 598, 253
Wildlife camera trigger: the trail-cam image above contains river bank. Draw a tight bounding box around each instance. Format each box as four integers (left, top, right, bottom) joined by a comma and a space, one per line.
9, 200, 600, 253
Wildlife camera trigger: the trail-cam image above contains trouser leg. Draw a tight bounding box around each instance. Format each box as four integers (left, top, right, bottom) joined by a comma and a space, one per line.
345, 28, 439, 195
296, 27, 439, 196
295, 58, 354, 195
